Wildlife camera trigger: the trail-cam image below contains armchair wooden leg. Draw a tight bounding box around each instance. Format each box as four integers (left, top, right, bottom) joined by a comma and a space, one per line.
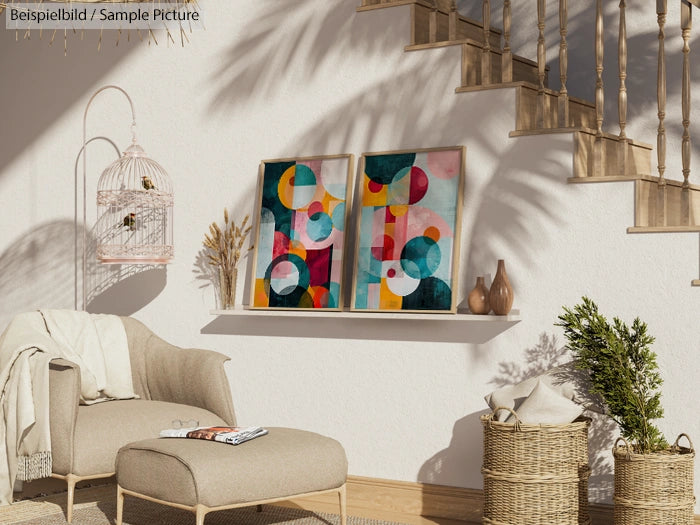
195, 503, 208, 525
65, 474, 77, 523
116, 485, 125, 525
338, 484, 347, 525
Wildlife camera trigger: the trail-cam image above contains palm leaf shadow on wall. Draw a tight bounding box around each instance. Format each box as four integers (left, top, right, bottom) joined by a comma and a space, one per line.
0, 221, 76, 328
207, 0, 405, 113
0, 26, 139, 176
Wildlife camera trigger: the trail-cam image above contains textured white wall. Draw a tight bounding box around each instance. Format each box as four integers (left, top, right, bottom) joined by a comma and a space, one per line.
1, 0, 700, 507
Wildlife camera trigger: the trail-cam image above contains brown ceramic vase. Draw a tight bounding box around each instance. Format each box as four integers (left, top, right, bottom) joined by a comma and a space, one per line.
489, 259, 514, 315
467, 276, 491, 314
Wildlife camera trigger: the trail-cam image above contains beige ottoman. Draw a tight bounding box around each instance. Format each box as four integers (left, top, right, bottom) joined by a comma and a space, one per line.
115, 427, 348, 525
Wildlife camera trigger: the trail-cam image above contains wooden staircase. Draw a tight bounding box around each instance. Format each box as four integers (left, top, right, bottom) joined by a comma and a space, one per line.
356, 0, 700, 285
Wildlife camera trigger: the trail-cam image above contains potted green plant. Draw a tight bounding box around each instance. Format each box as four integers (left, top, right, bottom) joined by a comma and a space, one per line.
556, 297, 694, 525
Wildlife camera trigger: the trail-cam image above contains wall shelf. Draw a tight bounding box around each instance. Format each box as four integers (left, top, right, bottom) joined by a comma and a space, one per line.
202, 307, 521, 343
211, 307, 520, 321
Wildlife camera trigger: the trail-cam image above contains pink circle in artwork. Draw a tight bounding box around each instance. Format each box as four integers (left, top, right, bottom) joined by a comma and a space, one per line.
271, 260, 296, 280
427, 150, 461, 179
408, 166, 429, 204
387, 268, 397, 278
368, 180, 384, 193
308, 201, 324, 216
272, 231, 291, 259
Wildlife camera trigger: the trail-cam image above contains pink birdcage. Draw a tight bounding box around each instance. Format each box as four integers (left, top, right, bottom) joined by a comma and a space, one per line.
95, 142, 174, 264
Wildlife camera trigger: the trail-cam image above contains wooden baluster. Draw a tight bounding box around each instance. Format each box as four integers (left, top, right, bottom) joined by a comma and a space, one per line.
558, 0, 569, 126
681, 0, 692, 224
449, 0, 458, 41
502, 0, 513, 82
537, 0, 546, 128
618, 0, 628, 175
594, 0, 605, 176
429, 1, 438, 43
657, 0, 668, 225
482, 0, 492, 85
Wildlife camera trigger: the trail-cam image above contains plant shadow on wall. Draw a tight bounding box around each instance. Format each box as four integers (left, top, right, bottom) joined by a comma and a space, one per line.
0, 26, 140, 175
418, 334, 616, 506
207, 0, 406, 112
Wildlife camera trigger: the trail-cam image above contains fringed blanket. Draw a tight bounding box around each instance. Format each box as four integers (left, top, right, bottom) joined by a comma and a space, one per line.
0, 310, 137, 506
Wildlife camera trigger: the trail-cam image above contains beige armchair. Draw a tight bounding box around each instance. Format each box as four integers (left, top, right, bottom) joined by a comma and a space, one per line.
48, 316, 236, 522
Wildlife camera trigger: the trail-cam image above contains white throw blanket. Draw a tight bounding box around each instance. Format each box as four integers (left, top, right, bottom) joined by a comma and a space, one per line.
0, 310, 137, 506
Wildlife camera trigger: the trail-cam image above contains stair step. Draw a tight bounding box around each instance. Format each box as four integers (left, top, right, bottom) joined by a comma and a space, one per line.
358, 0, 501, 48
630, 177, 700, 229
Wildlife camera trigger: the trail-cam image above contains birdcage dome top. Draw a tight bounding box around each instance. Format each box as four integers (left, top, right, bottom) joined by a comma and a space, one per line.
96, 142, 173, 207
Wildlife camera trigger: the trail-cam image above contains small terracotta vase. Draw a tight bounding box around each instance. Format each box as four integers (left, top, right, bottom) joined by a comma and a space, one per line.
489, 259, 514, 315
467, 276, 491, 314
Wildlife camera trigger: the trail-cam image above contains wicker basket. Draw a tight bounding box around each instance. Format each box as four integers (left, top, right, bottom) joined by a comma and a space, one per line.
613, 434, 695, 525
481, 407, 591, 525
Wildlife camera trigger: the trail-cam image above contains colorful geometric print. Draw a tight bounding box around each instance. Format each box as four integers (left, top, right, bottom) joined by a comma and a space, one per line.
252, 156, 351, 309
352, 148, 464, 312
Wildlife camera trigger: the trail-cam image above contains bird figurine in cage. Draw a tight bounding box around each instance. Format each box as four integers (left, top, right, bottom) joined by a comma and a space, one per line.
96, 142, 173, 264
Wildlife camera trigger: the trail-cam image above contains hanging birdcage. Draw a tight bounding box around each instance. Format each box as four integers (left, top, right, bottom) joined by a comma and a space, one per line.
95, 142, 174, 264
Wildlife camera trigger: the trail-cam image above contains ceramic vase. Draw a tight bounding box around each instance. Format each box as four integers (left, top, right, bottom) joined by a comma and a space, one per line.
467, 276, 491, 314
489, 259, 514, 315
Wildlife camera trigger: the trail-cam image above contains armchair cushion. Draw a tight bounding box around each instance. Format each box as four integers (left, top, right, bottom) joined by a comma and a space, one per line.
55, 400, 226, 477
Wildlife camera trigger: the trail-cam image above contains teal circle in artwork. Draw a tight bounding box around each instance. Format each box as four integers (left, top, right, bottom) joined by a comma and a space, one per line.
331, 202, 346, 231
307, 211, 333, 242
400, 236, 441, 279
293, 164, 317, 186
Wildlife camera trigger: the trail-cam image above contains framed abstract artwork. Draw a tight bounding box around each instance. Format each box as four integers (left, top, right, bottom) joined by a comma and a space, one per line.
351, 147, 465, 313
249, 154, 354, 310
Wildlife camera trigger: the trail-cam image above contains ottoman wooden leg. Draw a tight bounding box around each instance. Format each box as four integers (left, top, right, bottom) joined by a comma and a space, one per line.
338, 484, 347, 525
116, 485, 125, 525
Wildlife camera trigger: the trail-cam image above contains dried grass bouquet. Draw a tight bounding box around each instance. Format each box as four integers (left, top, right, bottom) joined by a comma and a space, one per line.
203, 209, 253, 308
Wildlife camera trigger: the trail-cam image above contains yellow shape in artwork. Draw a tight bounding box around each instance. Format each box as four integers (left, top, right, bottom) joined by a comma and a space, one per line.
289, 239, 307, 260
362, 176, 387, 207
254, 278, 270, 307
389, 205, 409, 217
379, 279, 403, 310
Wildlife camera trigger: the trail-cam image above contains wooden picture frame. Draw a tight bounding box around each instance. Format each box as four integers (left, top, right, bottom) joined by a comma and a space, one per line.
249, 154, 354, 310
350, 146, 465, 313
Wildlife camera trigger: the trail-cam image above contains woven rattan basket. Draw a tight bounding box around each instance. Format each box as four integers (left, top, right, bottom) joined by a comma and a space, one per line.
481, 407, 591, 525
613, 434, 695, 525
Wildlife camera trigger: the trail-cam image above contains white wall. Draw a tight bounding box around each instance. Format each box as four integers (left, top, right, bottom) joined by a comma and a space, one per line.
1, 0, 700, 507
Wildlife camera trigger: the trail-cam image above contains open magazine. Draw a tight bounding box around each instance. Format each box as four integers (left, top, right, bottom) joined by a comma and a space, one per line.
159, 426, 268, 445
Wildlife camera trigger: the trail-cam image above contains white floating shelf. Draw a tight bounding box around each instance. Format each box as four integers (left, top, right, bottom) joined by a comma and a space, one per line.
210, 307, 520, 322
205, 307, 520, 342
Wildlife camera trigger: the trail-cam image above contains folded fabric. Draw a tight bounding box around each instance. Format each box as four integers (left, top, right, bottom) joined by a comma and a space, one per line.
505, 379, 584, 425
485, 367, 576, 421
40, 310, 137, 404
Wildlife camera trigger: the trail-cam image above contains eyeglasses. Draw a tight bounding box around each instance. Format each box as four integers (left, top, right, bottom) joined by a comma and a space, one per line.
172, 419, 199, 429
